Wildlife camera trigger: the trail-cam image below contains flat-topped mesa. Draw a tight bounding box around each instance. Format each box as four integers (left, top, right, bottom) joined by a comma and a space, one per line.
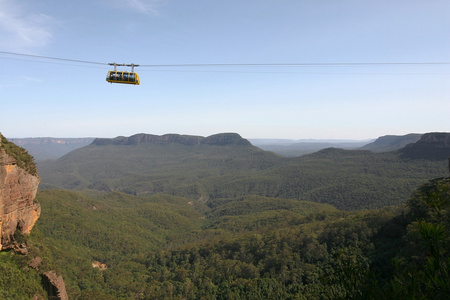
201, 133, 252, 146
92, 133, 252, 146
0, 134, 41, 250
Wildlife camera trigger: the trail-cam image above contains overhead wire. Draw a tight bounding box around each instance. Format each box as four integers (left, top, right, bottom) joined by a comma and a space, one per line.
0, 51, 107, 66
139, 62, 450, 67
1, 50, 450, 70
0, 55, 110, 70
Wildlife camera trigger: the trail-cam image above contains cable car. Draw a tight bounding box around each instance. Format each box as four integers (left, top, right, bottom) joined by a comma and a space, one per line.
106, 71, 140, 85
106, 63, 140, 85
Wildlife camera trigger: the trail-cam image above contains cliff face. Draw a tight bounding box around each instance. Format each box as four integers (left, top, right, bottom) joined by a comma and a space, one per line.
0, 135, 67, 299
0, 148, 41, 250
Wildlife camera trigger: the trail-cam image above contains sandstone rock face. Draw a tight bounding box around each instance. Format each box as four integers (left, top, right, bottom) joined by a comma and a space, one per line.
0, 148, 41, 250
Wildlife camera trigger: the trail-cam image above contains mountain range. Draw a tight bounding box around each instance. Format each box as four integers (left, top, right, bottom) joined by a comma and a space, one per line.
2, 131, 450, 299
13, 132, 428, 160
36, 132, 450, 210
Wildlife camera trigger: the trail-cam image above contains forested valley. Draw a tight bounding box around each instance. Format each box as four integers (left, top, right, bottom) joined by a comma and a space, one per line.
2, 133, 450, 299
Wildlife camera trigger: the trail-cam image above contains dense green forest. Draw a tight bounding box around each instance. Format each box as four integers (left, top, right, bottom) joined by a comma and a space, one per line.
3, 134, 450, 298
2, 176, 448, 299
37, 141, 448, 210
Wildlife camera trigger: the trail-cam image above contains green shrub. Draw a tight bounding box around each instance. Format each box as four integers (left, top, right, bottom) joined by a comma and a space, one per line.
0, 133, 37, 176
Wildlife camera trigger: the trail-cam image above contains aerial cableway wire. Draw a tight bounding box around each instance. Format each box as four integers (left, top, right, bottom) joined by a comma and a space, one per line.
1, 50, 450, 70
0, 51, 108, 66
139, 62, 450, 67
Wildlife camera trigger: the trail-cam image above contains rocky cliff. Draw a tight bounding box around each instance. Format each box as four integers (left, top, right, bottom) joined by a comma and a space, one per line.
42, 270, 69, 300
0, 134, 41, 250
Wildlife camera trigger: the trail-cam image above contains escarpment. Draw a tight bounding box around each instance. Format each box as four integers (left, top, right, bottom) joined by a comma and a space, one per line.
0, 134, 41, 250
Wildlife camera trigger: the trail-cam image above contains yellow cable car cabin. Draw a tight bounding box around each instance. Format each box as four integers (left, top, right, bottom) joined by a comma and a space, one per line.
106, 63, 140, 85
106, 71, 140, 85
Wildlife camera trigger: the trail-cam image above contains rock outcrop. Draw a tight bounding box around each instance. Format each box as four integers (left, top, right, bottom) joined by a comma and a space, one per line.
42, 270, 68, 300
0, 135, 41, 250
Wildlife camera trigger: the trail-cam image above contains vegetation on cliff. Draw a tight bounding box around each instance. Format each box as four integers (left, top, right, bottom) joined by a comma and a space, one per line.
0, 133, 37, 176
0, 251, 46, 299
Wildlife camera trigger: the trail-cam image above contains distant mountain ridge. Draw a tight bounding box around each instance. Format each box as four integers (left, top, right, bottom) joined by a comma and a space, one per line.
11, 132, 450, 161
11, 137, 95, 161
251, 140, 371, 157
36, 131, 450, 210
359, 134, 422, 152
399, 132, 450, 160
11, 134, 251, 160
11, 137, 94, 146
93, 133, 252, 146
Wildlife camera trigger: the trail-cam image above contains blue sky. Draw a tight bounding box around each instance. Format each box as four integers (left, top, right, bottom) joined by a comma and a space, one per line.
1, 0, 449, 140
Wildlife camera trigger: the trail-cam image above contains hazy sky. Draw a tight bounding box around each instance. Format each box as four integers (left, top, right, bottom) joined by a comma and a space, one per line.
1, 0, 449, 140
